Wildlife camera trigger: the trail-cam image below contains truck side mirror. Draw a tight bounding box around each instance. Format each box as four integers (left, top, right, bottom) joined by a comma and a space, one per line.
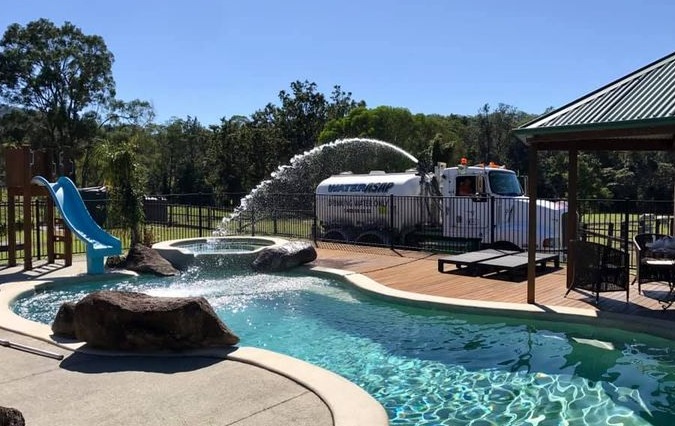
476, 175, 485, 194
471, 175, 488, 202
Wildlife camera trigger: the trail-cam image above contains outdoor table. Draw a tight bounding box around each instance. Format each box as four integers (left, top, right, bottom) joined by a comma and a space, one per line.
643, 259, 675, 309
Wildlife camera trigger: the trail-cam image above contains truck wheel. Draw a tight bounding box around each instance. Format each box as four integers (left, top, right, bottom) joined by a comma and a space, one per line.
402, 233, 421, 247
322, 229, 353, 242
355, 231, 390, 246
491, 241, 521, 251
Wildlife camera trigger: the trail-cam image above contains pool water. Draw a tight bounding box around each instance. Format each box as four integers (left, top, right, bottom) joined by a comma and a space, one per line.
174, 240, 263, 254
12, 269, 675, 425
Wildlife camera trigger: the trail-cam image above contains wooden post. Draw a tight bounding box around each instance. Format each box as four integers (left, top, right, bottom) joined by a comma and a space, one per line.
567, 150, 578, 289
22, 148, 32, 271
527, 144, 538, 304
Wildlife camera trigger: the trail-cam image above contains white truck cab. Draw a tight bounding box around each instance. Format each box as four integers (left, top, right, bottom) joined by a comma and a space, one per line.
440, 161, 567, 251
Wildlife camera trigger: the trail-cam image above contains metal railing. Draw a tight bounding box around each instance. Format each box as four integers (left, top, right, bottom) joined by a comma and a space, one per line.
0, 191, 672, 271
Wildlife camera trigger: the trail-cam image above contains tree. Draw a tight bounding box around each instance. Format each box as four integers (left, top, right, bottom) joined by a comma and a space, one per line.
144, 116, 209, 196
318, 106, 470, 168
268, 80, 363, 158
467, 103, 534, 172
79, 99, 154, 187
0, 18, 115, 176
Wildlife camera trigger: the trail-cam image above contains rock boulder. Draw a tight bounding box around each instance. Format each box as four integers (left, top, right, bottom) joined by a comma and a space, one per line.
0, 406, 25, 426
251, 241, 317, 272
51, 301, 77, 338
55, 291, 239, 351
118, 243, 179, 276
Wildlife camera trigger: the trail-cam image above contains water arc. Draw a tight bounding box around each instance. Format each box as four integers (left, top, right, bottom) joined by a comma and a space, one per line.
217, 138, 418, 234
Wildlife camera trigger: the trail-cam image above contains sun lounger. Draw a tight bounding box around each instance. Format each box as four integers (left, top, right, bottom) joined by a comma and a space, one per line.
477, 251, 560, 276
437, 249, 518, 273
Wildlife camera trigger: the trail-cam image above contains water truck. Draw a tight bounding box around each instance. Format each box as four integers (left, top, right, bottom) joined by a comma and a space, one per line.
315, 161, 569, 252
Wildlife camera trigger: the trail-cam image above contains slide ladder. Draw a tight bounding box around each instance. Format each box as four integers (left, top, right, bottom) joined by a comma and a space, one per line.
31, 176, 122, 274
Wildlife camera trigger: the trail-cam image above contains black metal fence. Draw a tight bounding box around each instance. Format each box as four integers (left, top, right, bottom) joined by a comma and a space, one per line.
0, 191, 672, 271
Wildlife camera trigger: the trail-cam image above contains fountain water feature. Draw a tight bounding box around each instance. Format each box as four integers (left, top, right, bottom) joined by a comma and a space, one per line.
152, 236, 288, 270
215, 138, 419, 235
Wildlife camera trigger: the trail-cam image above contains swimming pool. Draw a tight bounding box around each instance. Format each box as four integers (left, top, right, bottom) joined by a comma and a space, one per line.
12, 268, 675, 425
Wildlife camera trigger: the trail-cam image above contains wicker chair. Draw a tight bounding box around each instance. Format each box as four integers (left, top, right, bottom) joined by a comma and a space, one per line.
565, 240, 629, 303
633, 233, 672, 293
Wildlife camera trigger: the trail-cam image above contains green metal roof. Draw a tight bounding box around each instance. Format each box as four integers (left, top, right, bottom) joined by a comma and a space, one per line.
514, 51, 675, 141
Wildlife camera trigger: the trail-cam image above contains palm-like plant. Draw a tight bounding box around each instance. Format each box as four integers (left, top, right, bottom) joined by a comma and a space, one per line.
94, 133, 145, 245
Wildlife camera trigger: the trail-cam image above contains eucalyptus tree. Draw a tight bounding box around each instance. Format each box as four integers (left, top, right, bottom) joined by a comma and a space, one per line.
165, 116, 210, 195
319, 106, 416, 146
205, 116, 252, 202
468, 103, 534, 172
264, 81, 363, 159
0, 107, 48, 146
0, 18, 115, 179
80, 99, 155, 187
204, 114, 284, 203
318, 105, 470, 169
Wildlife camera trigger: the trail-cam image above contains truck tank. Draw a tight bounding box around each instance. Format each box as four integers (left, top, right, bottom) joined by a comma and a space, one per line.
315, 171, 439, 242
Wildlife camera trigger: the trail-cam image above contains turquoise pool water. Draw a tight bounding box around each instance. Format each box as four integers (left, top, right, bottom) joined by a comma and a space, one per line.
173, 239, 267, 254
12, 268, 675, 425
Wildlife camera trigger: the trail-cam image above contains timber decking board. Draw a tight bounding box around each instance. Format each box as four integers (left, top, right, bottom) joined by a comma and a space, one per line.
314, 245, 675, 321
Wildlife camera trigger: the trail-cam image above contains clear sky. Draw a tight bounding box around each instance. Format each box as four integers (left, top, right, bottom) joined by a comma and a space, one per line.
4, 0, 675, 126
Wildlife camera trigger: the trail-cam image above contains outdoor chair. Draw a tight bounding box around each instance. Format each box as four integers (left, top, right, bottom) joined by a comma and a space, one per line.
565, 240, 629, 303
633, 233, 673, 293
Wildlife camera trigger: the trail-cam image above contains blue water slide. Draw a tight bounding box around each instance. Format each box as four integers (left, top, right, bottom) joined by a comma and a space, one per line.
31, 176, 122, 274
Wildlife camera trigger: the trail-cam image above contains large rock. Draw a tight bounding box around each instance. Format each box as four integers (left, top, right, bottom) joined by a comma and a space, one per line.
57, 291, 239, 351
120, 243, 179, 276
251, 240, 317, 272
0, 406, 25, 426
51, 302, 77, 338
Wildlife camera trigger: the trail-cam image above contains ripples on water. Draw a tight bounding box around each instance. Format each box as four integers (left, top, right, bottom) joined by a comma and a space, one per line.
13, 269, 675, 425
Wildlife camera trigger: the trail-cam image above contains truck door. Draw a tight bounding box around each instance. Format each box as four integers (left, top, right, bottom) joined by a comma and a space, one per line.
443, 174, 491, 241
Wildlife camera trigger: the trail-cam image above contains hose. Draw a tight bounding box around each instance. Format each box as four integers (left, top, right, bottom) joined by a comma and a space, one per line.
0, 337, 64, 360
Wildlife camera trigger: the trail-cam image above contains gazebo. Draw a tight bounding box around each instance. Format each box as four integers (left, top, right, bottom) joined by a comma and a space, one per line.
512, 51, 675, 303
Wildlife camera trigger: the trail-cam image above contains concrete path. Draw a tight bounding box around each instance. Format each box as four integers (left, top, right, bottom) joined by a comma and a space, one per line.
0, 329, 332, 426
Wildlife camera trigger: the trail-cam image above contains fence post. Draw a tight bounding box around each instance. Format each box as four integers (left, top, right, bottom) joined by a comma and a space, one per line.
490, 196, 495, 245
273, 207, 278, 235
623, 198, 630, 271
389, 194, 395, 249
251, 205, 255, 237
198, 202, 203, 238
34, 198, 41, 260
207, 206, 212, 233
313, 195, 318, 246
7, 194, 16, 266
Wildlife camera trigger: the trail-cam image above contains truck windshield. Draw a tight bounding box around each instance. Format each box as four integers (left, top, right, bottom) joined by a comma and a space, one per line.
488, 171, 523, 196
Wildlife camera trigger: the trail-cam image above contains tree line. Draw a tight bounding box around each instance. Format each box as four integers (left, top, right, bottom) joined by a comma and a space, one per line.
1, 19, 673, 205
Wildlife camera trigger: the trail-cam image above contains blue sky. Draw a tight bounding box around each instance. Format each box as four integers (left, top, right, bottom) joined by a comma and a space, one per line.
4, 0, 675, 126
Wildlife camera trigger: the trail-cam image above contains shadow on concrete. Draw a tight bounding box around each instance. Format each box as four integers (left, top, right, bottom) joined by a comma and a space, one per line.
0, 262, 71, 284
59, 347, 237, 374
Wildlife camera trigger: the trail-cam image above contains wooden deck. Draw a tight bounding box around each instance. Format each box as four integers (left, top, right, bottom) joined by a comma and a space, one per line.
313, 243, 675, 322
